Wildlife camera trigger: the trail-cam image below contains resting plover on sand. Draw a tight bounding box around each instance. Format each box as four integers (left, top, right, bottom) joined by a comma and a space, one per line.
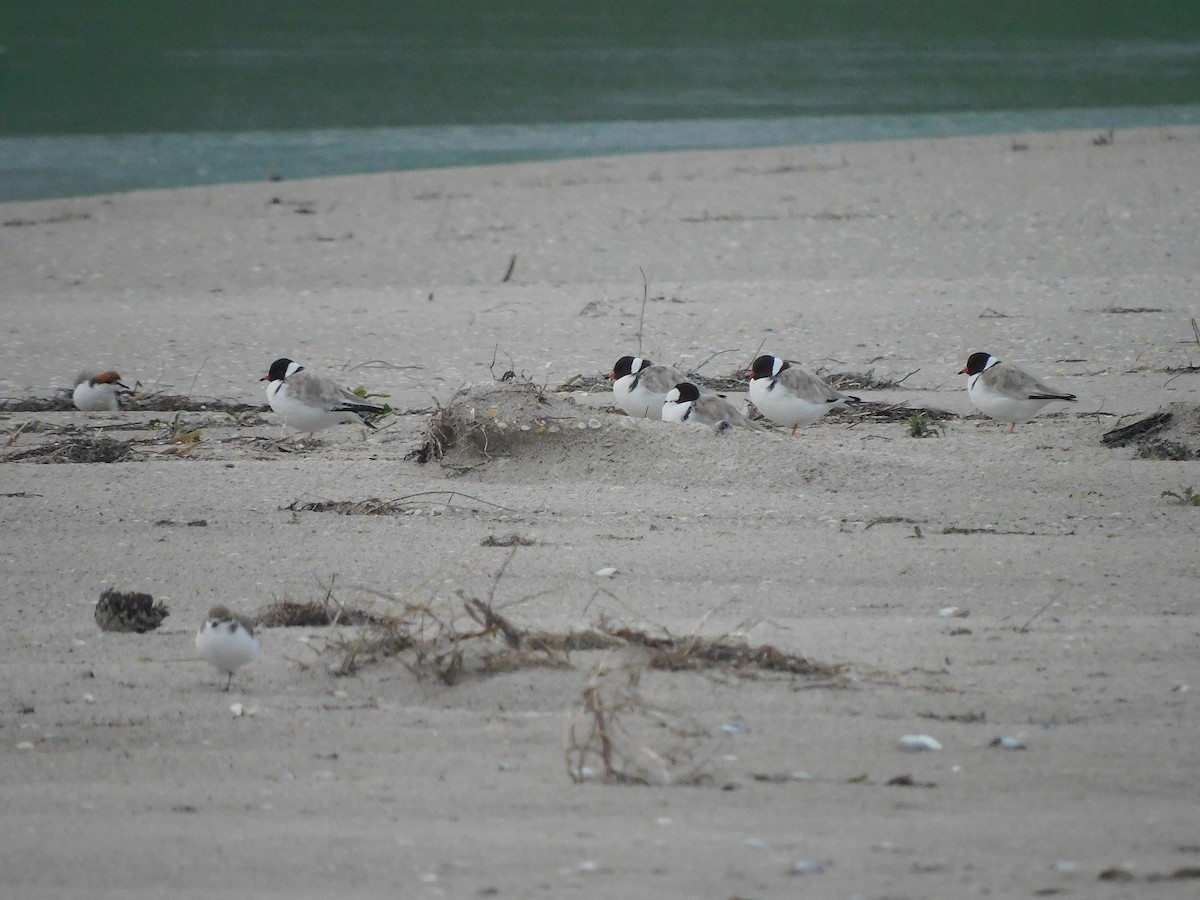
610, 355, 693, 420
261, 357, 384, 436
959, 351, 1077, 433
73, 370, 129, 411
747, 354, 861, 434
662, 381, 765, 432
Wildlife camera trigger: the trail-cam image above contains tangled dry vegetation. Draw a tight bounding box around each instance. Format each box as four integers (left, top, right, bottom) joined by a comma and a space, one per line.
410, 378, 610, 466
566, 652, 716, 786
7, 436, 141, 464
263, 553, 844, 786
307, 583, 840, 685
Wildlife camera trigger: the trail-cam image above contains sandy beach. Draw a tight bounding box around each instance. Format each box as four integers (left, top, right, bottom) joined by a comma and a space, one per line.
2, 126, 1199, 899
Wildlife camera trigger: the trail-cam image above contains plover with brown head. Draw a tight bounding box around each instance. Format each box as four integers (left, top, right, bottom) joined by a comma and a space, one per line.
195, 605, 260, 691
73, 370, 129, 411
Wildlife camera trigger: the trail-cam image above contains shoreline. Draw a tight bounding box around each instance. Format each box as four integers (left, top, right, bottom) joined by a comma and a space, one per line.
4, 102, 1200, 203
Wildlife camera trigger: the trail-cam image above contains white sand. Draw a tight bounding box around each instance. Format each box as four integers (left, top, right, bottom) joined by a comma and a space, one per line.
2, 126, 1199, 898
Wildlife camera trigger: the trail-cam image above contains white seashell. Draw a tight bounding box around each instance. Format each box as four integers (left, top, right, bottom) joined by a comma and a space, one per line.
939, 606, 969, 618
899, 734, 942, 752
230, 703, 245, 717
594, 566, 618, 578
83, 694, 96, 704
588, 418, 602, 429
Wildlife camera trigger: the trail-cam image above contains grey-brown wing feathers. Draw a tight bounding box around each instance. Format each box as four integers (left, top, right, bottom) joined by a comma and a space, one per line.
634, 364, 689, 395
777, 366, 858, 403
987, 365, 1075, 401
291, 370, 383, 413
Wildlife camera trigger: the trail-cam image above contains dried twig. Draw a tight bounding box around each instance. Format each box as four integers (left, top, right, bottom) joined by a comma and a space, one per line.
636, 267, 649, 356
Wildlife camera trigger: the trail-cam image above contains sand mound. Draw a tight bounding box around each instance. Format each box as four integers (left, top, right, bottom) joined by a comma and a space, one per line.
412, 380, 613, 467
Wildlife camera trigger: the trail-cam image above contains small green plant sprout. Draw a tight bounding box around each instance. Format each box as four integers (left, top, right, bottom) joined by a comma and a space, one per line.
1161, 486, 1200, 506
149, 412, 188, 437
905, 412, 942, 438
352, 385, 394, 416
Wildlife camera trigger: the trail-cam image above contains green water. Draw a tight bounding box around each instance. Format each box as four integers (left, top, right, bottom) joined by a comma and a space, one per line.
2, 1, 1199, 199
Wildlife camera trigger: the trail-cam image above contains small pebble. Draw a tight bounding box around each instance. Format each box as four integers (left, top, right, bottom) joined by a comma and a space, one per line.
594, 566, 618, 578
788, 860, 825, 875
990, 735, 1026, 750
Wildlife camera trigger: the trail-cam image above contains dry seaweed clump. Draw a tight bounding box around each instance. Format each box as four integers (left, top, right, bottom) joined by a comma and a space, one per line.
95, 588, 169, 633
7, 436, 139, 464
411, 380, 608, 466
1102, 403, 1200, 460
257, 600, 332, 628
257, 595, 379, 628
